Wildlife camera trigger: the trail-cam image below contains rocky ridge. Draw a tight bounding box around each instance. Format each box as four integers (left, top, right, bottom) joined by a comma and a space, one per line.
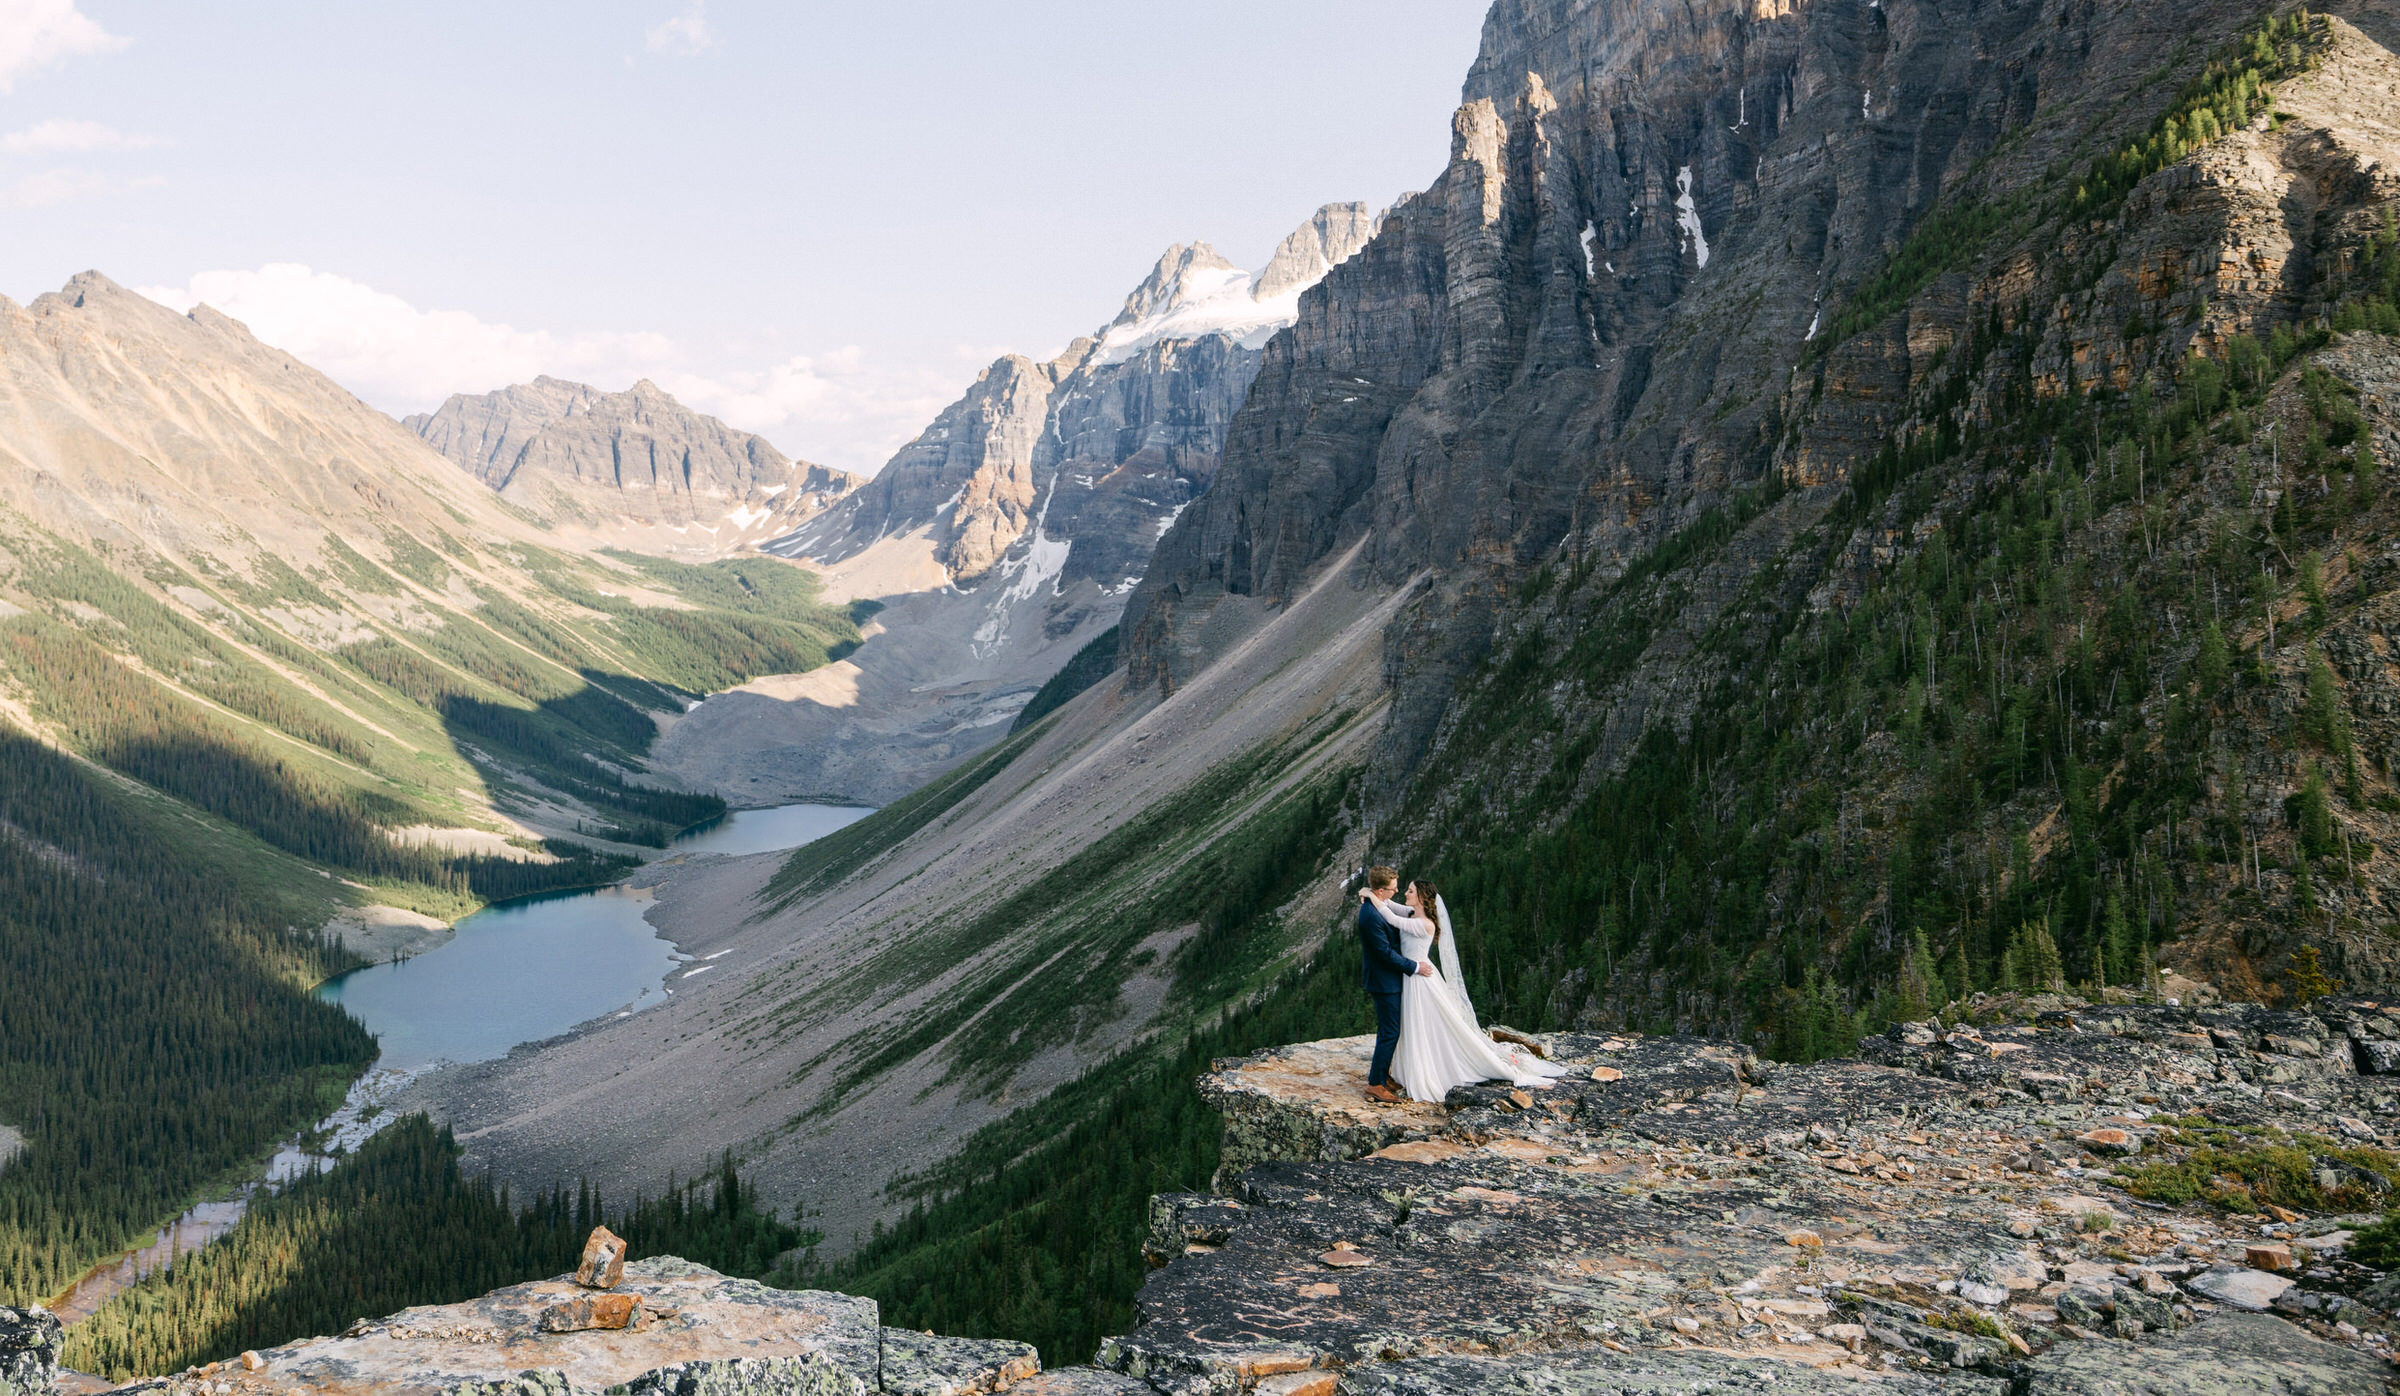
1097, 1000, 2400, 1393
408, 379, 862, 559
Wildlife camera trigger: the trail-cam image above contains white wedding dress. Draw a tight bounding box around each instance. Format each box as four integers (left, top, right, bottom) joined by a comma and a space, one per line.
1378, 896, 1568, 1104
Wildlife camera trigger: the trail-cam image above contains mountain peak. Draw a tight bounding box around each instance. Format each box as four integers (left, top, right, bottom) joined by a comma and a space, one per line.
1090, 204, 1383, 367
1253, 201, 1382, 301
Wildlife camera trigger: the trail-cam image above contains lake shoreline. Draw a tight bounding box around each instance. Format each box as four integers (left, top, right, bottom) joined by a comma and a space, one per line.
54, 806, 871, 1334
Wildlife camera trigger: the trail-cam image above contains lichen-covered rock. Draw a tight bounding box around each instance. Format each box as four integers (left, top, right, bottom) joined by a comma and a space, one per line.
0, 1306, 59, 1396
2017, 1311, 2392, 1395
990, 1373, 1145, 1396
118, 1259, 885, 1396
874, 1331, 1037, 1395
1344, 1348, 2001, 1396
611, 1356, 863, 1396
1118, 1002, 2400, 1393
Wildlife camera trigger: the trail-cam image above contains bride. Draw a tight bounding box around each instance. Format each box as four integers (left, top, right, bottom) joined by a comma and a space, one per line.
1367, 880, 1567, 1103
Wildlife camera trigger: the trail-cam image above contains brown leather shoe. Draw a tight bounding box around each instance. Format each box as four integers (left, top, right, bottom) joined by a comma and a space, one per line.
1364, 1083, 1401, 1104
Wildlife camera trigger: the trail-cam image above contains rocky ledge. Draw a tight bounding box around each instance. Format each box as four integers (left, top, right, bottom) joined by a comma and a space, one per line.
21, 999, 2400, 1396
6, 1260, 1041, 1396
1099, 999, 2400, 1394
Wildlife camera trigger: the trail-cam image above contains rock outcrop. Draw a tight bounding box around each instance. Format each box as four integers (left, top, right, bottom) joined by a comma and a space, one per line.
1091, 1000, 2400, 1393
83, 1258, 1034, 1396
407, 378, 861, 558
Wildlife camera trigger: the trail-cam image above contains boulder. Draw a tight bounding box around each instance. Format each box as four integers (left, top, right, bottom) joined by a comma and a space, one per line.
2185, 1265, 2294, 1310
574, 1227, 627, 1290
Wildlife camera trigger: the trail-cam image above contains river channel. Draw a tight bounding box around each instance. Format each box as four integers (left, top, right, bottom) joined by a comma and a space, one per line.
50, 801, 871, 1323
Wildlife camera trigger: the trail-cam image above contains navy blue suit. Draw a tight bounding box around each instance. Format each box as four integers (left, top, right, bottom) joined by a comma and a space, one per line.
1358, 897, 1417, 1088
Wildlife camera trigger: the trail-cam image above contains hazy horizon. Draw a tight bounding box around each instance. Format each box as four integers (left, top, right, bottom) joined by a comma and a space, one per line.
3, 1, 1489, 473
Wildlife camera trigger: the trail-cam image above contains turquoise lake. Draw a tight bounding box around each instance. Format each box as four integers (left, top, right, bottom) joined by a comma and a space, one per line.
319, 803, 873, 1070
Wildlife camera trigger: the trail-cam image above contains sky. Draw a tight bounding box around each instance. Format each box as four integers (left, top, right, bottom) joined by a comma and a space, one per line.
0, 1, 1490, 473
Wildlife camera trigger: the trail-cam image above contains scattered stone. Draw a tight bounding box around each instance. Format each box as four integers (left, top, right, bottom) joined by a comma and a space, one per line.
2008, 1218, 2039, 1238
1505, 1089, 1534, 1109
1488, 1027, 1549, 1060
2186, 1265, 2295, 1310
1318, 1249, 1372, 1269
2243, 1243, 2294, 1274
1957, 1279, 2009, 1306
2075, 1127, 2140, 1157
1589, 1066, 1623, 1083
2336, 1116, 2379, 1140
237, 1354, 265, 1374
574, 1227, 627, 1290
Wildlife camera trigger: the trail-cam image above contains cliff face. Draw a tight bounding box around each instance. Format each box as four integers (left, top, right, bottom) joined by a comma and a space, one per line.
1122, 0, 2308, 782
408, 378, 861, 558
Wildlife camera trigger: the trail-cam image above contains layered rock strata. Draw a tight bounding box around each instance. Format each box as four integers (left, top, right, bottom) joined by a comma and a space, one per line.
408, 378, 861, 558
91, 1258, 1035, 1396
1121, 0, 2396, 797
1091, 1001, 2400, 1393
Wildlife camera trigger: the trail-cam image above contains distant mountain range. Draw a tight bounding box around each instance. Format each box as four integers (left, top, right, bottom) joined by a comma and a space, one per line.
409, 203, 1384, 804
406, 377, 862, 557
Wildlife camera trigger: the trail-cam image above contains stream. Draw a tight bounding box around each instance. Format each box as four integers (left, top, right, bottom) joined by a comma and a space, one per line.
50, 802, 872, 1323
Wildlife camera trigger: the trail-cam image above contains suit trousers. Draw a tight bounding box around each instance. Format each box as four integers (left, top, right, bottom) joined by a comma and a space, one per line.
1367, 989, 1403, 1087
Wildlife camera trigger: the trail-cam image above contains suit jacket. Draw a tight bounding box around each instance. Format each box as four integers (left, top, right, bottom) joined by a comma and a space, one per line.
1357, 897, 1417, 994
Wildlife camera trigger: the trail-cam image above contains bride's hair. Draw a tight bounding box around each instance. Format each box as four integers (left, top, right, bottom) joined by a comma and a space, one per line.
1411, 880, 1441, 940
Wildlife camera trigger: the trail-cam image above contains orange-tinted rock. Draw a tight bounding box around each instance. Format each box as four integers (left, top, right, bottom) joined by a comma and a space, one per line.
534, 1292, 642, 1334
2076, 1128, 2140, 1157
575, 1227, 627, 1290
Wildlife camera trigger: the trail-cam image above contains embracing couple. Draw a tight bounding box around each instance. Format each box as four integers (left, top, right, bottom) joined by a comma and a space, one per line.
1355, 865, 1566, 1104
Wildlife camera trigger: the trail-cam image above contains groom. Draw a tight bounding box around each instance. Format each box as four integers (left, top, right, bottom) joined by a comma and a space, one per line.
1357, 865, 1432, 1104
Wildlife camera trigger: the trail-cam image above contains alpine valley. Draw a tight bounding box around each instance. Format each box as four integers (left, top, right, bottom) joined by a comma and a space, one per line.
13, 2, 2400, 1395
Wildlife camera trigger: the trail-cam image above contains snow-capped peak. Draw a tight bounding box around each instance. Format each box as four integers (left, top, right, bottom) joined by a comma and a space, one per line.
1089, 202, 1382, 367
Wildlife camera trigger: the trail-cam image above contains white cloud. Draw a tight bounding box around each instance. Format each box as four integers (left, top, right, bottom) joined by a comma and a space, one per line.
135, 264, 981, 474
10, 166, 158, 206
0, 0, 125, 94
644, 1, 716, 57
3, 118, 156, 154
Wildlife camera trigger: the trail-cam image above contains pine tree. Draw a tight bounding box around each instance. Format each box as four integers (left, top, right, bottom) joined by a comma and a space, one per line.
2196, 622, 2230, 696
2287, 946, 2337, 1004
